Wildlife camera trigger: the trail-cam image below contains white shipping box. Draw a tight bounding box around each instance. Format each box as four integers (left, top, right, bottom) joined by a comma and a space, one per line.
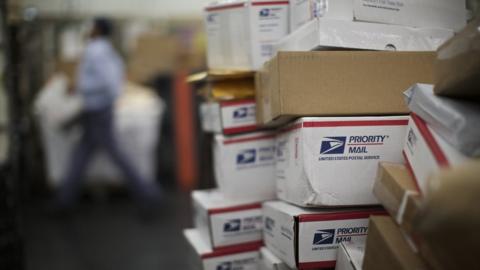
335, 242, 365, 270
274, 18, 454, 53
193, 189, 264, 249
353, 0, 466, 32
200, 102, 221, 133
289, 0, 352, 32
403, 113, 468, 195
276, 116, 409, 207
259, 247, 293, 270
214, 131, 276, 201
204, 0, 289, 71
200, 100, 257, 135
288, 0, 466, 32
263, 201, 384, 269
184, 228, 261, 270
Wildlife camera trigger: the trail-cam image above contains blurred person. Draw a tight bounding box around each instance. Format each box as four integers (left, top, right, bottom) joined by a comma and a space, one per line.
54, 18, 161, 213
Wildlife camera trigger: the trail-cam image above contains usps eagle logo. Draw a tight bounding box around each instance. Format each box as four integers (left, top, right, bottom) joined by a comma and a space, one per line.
236, 149, 256, 164
320, 137, 346, 154
223, 219, 241, 232
313, 229, 335, 245
216, 262, 232, 270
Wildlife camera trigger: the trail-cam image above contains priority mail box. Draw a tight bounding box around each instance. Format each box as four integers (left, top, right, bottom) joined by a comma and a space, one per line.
362, 216, 428, 270
263, 201, 385, 269
335, 242, 365, 270
256, 51, 435, 127
403, 113, 468, 195
204, 0, 289, 71
193, 189, 264, 249
214, 131, 276, 201
201, 100, 258, 135
259, 247, 293, 270
373, 162, 422, 236
275, 18, 453, 53
184, 228, 261, 270
276, 116, 409, 207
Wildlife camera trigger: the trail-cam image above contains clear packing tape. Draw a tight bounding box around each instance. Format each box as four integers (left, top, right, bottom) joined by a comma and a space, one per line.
404, 83, 480, 157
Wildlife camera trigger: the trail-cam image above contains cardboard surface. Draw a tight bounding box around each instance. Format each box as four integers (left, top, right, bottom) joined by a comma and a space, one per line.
362, 216, 428, 270
275, 18, 453, 53
214, 131, 276, 201
256, 51, 435, 126
204, 0, 289, 71
403, 114, 468, 195
275, 116, 409, 207
373, 162, 422, 237
192, 189, 264, 249
184, 228, 261, 270
415, 161, 480, 270
434, 17, 480, 101
259, 247, 293, 270
335, 242, 365, 270
263, 201, 384, 269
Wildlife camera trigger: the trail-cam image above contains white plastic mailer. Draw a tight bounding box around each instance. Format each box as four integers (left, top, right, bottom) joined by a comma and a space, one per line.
35, 74, 165, 187
404, 84, 480, 157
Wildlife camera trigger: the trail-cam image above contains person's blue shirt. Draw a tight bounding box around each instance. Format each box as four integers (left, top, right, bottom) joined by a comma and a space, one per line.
76, 37, 124, 111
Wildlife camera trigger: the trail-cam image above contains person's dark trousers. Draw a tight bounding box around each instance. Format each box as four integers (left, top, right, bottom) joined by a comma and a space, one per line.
57, 105, 161, 208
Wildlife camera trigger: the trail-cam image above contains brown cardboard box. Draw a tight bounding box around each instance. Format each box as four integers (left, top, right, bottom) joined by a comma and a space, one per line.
434, 17, 480, 101
128, 35, 179, 83
256, 51, 435, 127
415, 161, 480, 270
373, 162, 422, 235
363, 216, 429, 270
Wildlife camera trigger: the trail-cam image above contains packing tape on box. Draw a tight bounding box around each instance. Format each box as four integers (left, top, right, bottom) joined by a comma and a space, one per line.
396, 190, 419, 225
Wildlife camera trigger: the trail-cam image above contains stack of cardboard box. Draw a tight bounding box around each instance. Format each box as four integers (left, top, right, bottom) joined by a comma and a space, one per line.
362, 17, 480, 270
185, 1, 473, 269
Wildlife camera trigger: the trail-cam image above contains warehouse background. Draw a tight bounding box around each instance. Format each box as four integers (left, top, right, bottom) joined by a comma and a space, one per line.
1, 0, 221, 269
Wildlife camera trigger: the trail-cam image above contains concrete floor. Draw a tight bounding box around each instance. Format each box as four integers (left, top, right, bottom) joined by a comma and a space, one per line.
21, 191, 195, 270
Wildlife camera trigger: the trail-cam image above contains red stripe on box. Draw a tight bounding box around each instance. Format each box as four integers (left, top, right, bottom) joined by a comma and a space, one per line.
298, 260, 336, 269
208, 202, 262, 215
298, 210, 387, 222
201, 241, 263, 259
410, 113, 449, 167
252, 1, 289, 6
223, 125, 258, 135
220, 99, 255, 107
402, 150, 423, 195
223, 134, 275, 145
205, 3, 244, 11
303, 120, 409, 128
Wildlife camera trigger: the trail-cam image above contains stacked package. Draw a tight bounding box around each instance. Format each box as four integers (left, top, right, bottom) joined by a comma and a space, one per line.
186, 70, 276, 269
362, 17, 480, 270
186, 0, 473, 269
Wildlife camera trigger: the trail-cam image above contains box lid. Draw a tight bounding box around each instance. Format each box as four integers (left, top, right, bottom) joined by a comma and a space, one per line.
192, 189, 263, 212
